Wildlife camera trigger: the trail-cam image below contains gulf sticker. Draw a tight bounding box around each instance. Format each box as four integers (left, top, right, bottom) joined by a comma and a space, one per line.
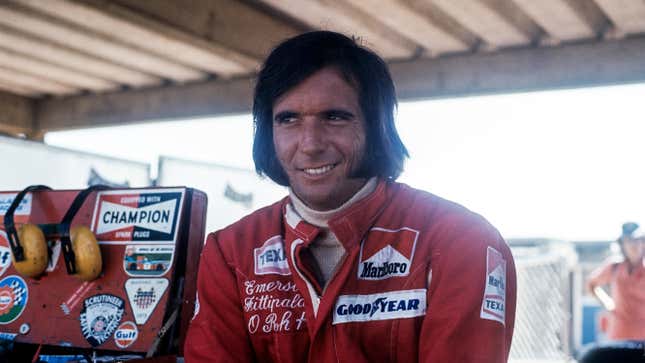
0, 275, 28, 324
90, 189, 184, 244
114, 321, 138, 349
0, 232, 12, 278
0, 193, 32, 224
125, 278, 169, 325
123, 245, 174, 277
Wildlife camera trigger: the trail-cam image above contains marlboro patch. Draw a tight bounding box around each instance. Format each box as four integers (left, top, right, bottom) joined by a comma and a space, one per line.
125, 278, 169, 325
357, 227, 419, 280
480, 246, 506, 325
80, 294, 125, 347
91, 189, 184, 244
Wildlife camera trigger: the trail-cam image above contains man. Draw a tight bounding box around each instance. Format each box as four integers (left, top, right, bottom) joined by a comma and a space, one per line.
185, 31, 516, 362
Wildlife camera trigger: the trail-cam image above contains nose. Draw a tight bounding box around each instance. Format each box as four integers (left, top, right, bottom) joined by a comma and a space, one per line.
299, 118, 326, 155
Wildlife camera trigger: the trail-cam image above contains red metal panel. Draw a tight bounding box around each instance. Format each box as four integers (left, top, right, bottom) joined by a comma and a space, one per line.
0, 187, 206, 357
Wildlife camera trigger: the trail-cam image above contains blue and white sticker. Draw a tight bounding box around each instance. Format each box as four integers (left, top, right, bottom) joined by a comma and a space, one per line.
480, 246, 506, 325
0, 193, 32, 216
0, 332, 16, 341
333, 289, 426, 324
254, 236, 290, 276
0, 275, 28, 324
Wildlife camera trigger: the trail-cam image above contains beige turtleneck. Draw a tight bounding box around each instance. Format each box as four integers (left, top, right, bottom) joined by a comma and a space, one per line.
289, 177, 378, 286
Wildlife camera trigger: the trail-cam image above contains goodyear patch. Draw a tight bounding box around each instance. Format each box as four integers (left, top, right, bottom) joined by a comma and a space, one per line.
80, 294, 125, 347
333, 289, 426, 324
91, 189, 184, 244
0, 275, 28, 324
254, 236, 290, 276
357, 227, 419, 280
480, 246, 506, 325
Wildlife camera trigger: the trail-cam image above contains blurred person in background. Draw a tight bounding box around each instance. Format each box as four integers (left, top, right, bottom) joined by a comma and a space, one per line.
579, 222, 645, 362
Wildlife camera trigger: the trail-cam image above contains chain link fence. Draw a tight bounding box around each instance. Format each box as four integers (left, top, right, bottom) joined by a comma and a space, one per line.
509, 240, 579, 361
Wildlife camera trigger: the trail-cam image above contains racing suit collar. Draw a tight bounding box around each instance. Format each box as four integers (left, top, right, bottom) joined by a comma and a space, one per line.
283, 179, 390, 250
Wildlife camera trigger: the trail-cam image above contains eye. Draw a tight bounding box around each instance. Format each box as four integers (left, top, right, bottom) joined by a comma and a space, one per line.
274, 112, 298, 125
324, 110, 354, 122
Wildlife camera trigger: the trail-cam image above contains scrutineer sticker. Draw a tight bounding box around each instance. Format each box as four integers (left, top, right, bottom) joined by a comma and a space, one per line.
114, 321, 138, 349
80, 294, 125, 347
0, 232, 12, 278
0, 275, 28, 324
90, 189, 184, 245
123, 245, 174, 277
125, 278, 169, 325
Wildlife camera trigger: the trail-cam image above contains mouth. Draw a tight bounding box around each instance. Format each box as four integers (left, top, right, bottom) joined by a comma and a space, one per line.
300, 163, 337, 176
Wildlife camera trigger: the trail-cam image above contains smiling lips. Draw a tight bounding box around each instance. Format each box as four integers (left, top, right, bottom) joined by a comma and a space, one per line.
301, 163, 337, 176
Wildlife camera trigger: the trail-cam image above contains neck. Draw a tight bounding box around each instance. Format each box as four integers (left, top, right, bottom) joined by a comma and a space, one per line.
290, 177, 378, 227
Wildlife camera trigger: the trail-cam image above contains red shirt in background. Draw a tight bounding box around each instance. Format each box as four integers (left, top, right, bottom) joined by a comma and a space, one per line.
588, 260, 645, 340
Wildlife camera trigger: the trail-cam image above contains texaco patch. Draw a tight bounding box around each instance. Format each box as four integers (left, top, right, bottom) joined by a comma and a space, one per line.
80, 294, 125, 347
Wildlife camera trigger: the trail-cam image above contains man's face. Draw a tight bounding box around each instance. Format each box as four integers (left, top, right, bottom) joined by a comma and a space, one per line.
272, 67, 367, 211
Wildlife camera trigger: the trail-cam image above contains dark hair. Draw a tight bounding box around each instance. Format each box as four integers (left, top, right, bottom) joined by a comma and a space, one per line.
252, 31, 409, 186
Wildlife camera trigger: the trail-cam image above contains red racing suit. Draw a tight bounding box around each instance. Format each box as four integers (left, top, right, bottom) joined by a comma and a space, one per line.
185, 180, 516, 362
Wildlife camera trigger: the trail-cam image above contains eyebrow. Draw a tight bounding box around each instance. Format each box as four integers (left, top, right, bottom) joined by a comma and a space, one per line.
273, 108, 356, 121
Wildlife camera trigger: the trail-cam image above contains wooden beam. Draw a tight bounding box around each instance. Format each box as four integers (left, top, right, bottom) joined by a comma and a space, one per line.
390, 36, 645, 100
593, 0, 645, 35
0, 66, 79, 95
0, 3, 205, 82
14, 0, 257, 77
113, 0, 302, 61
511, 0, 608, 41
343, 0, 469, 54
431, 0, 537, 48
259, 0, 417, 59
0, 91, 34, 135
36, 77, 255, 132
0, 25, 160, 87
0, 79, 41, 98
0, 47, 119, 92
35, 37, 645, 132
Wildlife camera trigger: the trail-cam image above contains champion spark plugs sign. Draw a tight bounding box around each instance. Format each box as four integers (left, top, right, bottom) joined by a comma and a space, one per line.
91, 189, 185, 244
